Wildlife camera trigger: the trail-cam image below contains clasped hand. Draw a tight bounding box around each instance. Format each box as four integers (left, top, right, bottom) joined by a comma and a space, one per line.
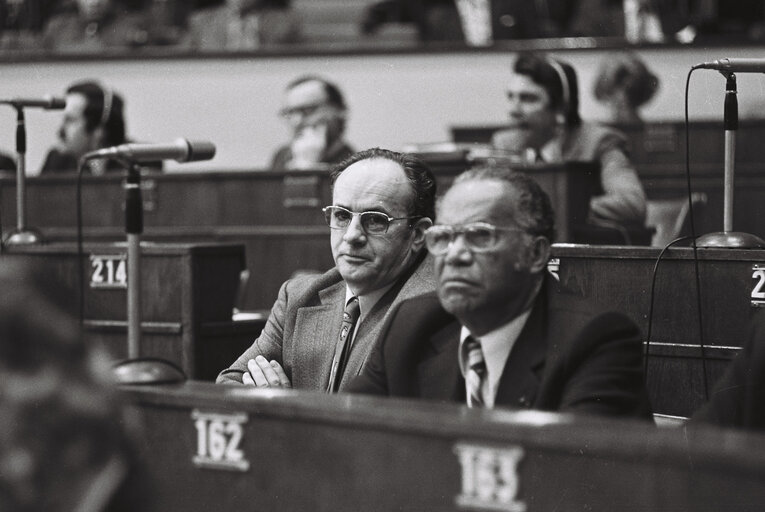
242, 355, 292, 388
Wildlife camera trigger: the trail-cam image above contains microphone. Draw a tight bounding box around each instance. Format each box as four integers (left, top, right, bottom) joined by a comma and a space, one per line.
84, 138, 216, 163
0, 96, 66, 109
694, 58, 765, 73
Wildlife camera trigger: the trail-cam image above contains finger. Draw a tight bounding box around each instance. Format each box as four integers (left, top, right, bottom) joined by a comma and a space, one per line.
246, 358, 269, 387
270, 360, 292, 388
242, 370, 255, 386
255, 356, 283, 387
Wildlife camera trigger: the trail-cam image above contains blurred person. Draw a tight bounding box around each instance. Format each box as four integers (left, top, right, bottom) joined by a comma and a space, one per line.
593, 52, 659, 124
491, 53, 647, 232
0, 259, 154, 511
0, 0, 56, 50
41, 0, 151, 53
349, 166, 653, 421
184, 0, 300, 51
39, 80, 160, 175
218, 148, 435, 391
691, 311, 765, 431
270, 76, 355, 171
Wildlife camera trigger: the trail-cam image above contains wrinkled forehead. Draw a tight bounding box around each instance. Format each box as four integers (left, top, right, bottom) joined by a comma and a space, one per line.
332, 158, 414, 213
437, 179, 519, 225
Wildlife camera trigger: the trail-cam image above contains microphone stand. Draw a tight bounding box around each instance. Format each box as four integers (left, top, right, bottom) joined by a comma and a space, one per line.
697, 72, 765, 248
112, 162, 185, 384
5, 105, 41, 244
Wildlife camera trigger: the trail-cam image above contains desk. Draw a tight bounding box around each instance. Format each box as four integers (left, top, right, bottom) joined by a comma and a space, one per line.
0, 242, 263, 380
123, 381, 765, 512
551, 244, 765, 416
451, 121, 765, 238
0, 166, 596, 309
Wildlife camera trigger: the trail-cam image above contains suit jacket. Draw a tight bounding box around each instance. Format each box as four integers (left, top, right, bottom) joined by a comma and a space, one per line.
691, 311, 765, 431
217, 251, 435, 390
348, 279, 653, 420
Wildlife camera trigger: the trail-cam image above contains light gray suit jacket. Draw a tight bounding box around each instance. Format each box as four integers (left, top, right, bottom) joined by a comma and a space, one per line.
216, 252, 435, 390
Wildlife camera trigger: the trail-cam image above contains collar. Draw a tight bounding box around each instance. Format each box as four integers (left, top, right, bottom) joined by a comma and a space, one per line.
344, 283, 394, 322
539, 131, 563, 163
458, 308, 534, 408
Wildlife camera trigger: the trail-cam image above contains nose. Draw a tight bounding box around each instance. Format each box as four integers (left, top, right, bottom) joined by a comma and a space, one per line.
443, 234, 473, 265
341, 214, 367, 245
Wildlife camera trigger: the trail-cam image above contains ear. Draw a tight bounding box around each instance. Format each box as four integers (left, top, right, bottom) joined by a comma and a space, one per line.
527, 235, 551, 274
410, 217, 433, 253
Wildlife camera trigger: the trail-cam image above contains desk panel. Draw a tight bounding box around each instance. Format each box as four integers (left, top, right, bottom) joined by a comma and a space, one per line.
0, 242, 262, 380
551, 244, 765, 416
123, 382, 765, 512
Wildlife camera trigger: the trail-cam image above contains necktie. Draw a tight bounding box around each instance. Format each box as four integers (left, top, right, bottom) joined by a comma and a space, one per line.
463, 335, 486, 407
326, 297, 360, 393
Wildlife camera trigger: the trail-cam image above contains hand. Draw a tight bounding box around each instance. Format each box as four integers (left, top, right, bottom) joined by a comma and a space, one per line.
289, 123, 328, 169
242, 356, 292, 388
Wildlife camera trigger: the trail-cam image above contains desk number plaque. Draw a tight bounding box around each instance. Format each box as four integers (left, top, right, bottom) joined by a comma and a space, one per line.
192, 410, 250, 471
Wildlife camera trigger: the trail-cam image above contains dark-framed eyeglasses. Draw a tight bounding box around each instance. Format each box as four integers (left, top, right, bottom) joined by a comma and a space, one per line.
279, 102, 327, 119
424, 222, 528, 255
322, 205, 420, 235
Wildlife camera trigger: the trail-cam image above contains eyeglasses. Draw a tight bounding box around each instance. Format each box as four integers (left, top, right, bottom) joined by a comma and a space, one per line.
322, 206, 420, 235
279, 102, 327, 119
424, 222, 528, 255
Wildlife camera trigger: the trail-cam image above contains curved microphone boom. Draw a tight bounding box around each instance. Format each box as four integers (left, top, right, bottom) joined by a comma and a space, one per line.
694, 58, 765, 73
84, 138, 216, 163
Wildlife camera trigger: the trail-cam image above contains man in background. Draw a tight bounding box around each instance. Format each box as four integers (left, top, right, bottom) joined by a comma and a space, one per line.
270, 75, 355, 171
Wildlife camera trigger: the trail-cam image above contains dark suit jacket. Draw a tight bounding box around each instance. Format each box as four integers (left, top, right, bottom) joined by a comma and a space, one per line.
217, 251, 435, 390
349, 280, 653, 420
691, 312, 765, 431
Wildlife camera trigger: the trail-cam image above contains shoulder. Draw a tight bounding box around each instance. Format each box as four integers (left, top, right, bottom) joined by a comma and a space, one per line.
281, 267, 343, 301
566, 122, 628, 153
385, 292, 454, 337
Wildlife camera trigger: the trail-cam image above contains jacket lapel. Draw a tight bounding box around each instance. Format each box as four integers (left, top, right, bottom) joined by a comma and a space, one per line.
494, 292, 548, 408
291, 281, 345, 390
417, 320, 463, 401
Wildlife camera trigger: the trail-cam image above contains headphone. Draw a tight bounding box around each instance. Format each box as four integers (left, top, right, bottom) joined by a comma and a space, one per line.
99, 84, 113, 128
547, 58, 570, 124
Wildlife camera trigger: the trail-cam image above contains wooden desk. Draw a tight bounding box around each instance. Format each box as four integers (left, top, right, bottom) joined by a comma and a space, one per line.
551, 244, 765, 417
0, 166, 596, 309
451, 121, 765, 238
0, 242, 263, 380
123, 381, 765, 512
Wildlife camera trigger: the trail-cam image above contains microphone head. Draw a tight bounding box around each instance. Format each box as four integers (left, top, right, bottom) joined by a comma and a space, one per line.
184, 140, 216, 162
43, 95, 66, 110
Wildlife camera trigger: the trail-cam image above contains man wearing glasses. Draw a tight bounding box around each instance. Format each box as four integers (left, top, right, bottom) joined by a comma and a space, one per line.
270, 75, 355, 171
218, 148, 436, 391
348, 166, 653, 420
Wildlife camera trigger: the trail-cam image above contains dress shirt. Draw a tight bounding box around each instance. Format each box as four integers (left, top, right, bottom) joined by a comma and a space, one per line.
458, 308, 533, 408
344, 283, 395, 345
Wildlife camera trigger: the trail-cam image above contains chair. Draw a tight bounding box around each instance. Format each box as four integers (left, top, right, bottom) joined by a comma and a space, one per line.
645, 193, 708, 247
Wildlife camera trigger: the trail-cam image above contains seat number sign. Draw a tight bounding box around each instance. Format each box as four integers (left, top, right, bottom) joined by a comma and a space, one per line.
753, 265, 765, 307
192, 410, 249, 471
454, 442, 526, 511
90, 254, 127, 289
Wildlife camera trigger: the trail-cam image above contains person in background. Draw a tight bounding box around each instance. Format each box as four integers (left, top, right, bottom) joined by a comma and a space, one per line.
184, 0, 300, 51
218, 148, 435, 391
39, 80, 160, 175
0, 259, 155, 511
593, 52, 659, 124
349, 165, 653, 421
491, 52, 647, 236
270, 75, 355, 171
41, 0, 152, 53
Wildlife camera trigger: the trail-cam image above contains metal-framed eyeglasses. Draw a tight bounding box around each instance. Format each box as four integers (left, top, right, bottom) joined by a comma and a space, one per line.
424, 222, 528, 255
322, 205, 421, 235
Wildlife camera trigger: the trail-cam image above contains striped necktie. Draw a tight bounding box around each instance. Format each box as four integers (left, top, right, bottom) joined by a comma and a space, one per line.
326, 297, 360, 393
463, 335, 486, 407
